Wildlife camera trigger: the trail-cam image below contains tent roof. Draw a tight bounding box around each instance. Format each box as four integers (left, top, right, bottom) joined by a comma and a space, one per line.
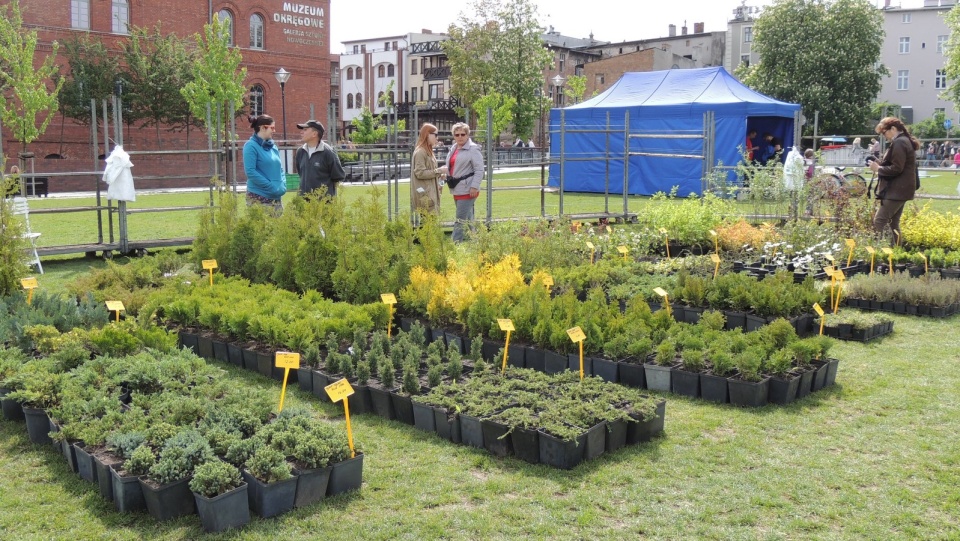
567, 66, 799, 111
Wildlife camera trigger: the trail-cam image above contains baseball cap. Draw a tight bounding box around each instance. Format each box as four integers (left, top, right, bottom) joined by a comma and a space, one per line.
296, 120, 325, 133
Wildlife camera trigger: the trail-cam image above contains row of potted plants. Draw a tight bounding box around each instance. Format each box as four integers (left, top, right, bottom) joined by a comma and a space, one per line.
816, 311, 894, 342
842, 273, 960, 318
0, 292, 362, 533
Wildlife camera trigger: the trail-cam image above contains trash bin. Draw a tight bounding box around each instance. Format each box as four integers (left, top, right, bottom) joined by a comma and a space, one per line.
285, 173, 299, 192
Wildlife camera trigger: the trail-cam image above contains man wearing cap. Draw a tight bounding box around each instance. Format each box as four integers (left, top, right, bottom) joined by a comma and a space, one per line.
295, 119, 345, 197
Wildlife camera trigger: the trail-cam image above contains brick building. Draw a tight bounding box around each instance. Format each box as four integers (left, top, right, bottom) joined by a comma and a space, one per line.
3, 0, 335, 193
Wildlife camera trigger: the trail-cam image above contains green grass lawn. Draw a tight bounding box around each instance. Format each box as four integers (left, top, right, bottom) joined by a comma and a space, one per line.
1, 312, 958, 539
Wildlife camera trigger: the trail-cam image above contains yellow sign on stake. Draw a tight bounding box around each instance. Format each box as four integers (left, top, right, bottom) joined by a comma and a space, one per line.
381, 293, 397, 337
606, 225, 613, 234
653, 287, 671, 318
710, 253, 721, 279
659, 229, 671, 259
617, 245, 629, 261
21, 277, 38, 304
498, 319, 515, 374
585, 241, 596, 264
845, 239, 856, 266
202, 259, 218, 286
866, 246, 876, 274
919, 252, 928, 275
567, 326, 587, 380
813, 303, 826, 335
105, 301, 125, 322
275, 352, 301, 412
325, 378, 357, 458
709, 229, 719, 253
881, 248, 894, 276
542, 274, 554, 290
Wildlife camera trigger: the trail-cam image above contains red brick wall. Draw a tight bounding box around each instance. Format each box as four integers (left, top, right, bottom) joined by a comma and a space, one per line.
4, 0, 333, 193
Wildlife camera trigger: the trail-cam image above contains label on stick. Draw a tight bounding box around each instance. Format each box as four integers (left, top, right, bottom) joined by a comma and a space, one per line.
20, 277, 38, 289
380, 293, 397, 304
275, 352, 300, 369
325, 378, 355, 403
202, 259, 218, 270
105, 300, 125, 312
497, 318, 515, 332
566, 326, 586, 343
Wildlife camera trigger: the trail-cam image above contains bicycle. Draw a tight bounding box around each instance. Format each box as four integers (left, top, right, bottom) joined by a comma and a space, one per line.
812, 165, 868, 196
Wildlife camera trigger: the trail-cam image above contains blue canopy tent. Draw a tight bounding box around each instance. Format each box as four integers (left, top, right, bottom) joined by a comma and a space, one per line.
548, 67, 801, 196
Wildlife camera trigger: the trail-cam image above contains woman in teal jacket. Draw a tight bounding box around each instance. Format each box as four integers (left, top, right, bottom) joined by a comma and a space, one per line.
243, 114, 286, 212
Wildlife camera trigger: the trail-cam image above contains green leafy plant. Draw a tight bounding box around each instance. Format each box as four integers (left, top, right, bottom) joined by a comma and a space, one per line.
189, 459, 243, 498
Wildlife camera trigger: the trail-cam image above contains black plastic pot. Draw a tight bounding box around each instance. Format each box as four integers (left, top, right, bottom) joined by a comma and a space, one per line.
212, 339, 229, 362
583, 422, 606, 461
728, 377, 770, 407
140, 476, 196, 521
511, 426, 539, 464
23, 407, 52, 445
390, 392, 415, 425
327, 453, 364, 497
0, 388, 25, 421
523, 346, 545, 373
480, 418, 513, 457
368, 386, 395, 420
93, 453, 115, 502
297, 367, 314, 393
626, 399, 666, 444
543, 350, 568, 375
459, 414, 484, 449
605, 419, 627, 453
671, 368, 700, 399
433, 407, 461, 444
226, 342, 244, 366
110, 466, 145, 513
538, 429, 586, 470
700, 372, 729, 404
591, 357, 619, 383
194, 482, 250, 533
293, 466, 331, 509
242, 348, 259, 372
643, 362, 672, 392
74, 443, 98, 483
411, 401, 436, 433
768, 374, 800, 405
617, 360, 646, 389
241, 470, 297, 518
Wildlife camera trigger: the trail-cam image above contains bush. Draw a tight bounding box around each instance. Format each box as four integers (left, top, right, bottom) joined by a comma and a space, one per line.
189, 460, 243, 498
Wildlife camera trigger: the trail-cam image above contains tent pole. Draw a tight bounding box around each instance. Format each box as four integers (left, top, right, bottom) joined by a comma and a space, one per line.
559, 108, 565, 217
623, 110, 629, 219
604, 112, 610, 215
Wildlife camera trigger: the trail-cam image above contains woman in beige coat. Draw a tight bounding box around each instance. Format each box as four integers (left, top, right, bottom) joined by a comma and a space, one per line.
410, 123, 446, 225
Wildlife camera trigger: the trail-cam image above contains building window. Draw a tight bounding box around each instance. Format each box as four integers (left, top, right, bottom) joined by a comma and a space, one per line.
743, 26, 752, 43
387, 64, 395, 77
249, 85, 264, 117
377, 91, 384, 105
217, 10, 234, 46
411, 59, 418, 75
740, 54, 750, 68
250, 14, 264, 49
559, 52, 565, 72
352, 45, 359, 54
429, 84, 443, 100
388, 90, 395, 105
356, 68, 362, 79
112, 0, 129, 34
899, 37, 910, 54
935, 107, 945, 115
897, 70, 909, 90
411, 87, 418, 102
378, 65, 385, 78
356, 93, 362, 106
384, 41, 390, 51
936, 69, 947, 89
71, 0, 90, 30
346, 67, 353, 80
347, 94, 354, 109
938, 35, 949, 54
392, 41, 398, 50
902, 13, 911, 23
360, 44, 366, 53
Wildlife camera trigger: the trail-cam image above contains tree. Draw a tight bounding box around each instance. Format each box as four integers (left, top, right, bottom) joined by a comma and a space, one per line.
180, 15, 246, 141
351, 82, 406, 145
736, 0, 885, 135
0, 0, 64, 152
121, 24, 194, 147
472, 92, 516, 142
909, 111, 948, 140
444, 0, 551, 138
565, 74, 587, 105
56, 34, 119, 127
943, 5, 960, 109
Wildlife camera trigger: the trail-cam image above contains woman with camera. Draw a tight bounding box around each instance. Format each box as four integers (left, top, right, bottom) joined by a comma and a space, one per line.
867, 117, 919, 246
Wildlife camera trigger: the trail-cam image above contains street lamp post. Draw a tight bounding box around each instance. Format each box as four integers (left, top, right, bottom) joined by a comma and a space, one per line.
274, 68, 291, 142
534, 87, 546, 217
551, 74, 565, 108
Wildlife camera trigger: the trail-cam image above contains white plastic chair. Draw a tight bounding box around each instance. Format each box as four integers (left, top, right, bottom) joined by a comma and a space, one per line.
11, 196, 43, 274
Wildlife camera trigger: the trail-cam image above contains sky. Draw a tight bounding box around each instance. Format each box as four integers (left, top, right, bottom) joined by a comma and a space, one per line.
328, 0, 925, 54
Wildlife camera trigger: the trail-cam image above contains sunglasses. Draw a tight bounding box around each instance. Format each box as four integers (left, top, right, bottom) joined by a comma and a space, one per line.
429, 131, 437, 135
453, 133, 467, 137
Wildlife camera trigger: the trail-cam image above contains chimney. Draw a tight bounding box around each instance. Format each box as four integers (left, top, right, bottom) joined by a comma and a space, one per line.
694, 22, 704, 34
668, 24, 676, 37
681, 23, 688, 36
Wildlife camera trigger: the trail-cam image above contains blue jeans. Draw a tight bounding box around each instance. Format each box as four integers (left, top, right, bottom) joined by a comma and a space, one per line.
453, 197, 476, 243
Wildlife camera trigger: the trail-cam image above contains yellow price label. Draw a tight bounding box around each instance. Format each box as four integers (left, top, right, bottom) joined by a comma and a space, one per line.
605, 225, 612, 234
202, 259, 218, 270
105, 300, 125, 312
325, 378, 355, 403
845, 239, 856, 248
20, 277, 38, 289
542, 275, 554, 287
653, 287, 669, 298
380, 293, 397, 304
710, 253, 721, 263
709, 230, 718, 237
823, 254, 835, 262
813, 303, 825, 317
275, 352, 300, 369
497, 318, 515, 332
865, 246, 876, 254
834, 270, 846, 281
616, 245, 629, 254
566, 326, 586, 343
659, 228, 668, 235
882, 247, 893, 255
585, 241, 595, 250
824, 266, 837, 277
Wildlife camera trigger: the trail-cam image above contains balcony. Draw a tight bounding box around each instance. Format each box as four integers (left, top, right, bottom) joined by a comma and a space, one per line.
396, 98, 461, 114
423, 66, 450, 80
410, 41, 444, 55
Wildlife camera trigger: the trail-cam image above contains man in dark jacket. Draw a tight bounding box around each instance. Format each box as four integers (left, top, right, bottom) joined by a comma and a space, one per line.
295, 120, 345, 197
